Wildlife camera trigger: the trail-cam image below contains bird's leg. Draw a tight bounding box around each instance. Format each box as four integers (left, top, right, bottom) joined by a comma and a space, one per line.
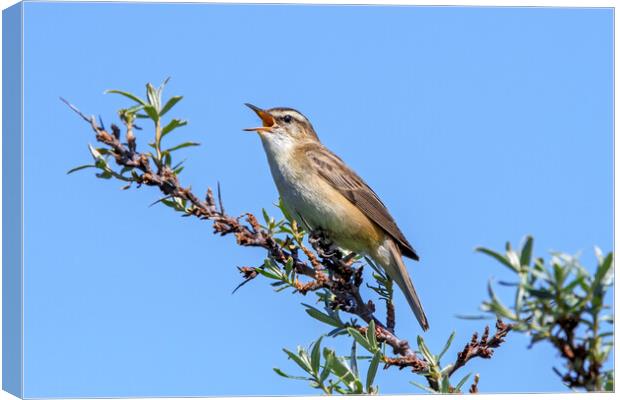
342, 252, 358, 266
308, 228, 339, 258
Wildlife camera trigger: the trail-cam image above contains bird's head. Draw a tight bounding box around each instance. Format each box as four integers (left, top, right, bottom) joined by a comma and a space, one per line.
244, 104, 319, 148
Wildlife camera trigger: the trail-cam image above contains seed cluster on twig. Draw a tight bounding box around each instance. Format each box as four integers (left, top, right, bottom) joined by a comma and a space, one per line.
449, 319, 512, 377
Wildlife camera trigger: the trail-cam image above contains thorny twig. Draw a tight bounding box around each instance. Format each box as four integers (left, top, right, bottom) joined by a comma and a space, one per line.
65, 99, 512, 392
382, 320, 511, 390
448, 319, 512, 378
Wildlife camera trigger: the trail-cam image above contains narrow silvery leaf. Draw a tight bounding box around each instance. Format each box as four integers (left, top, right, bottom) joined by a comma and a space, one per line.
347, 328, 372, 352
310, 337, 322, 374
437, 331, 455, 362
161, 119, 188, 137
367, 320, 378, 351
262, 208, 270, 225
104, 89, 146, 105
88, 144, 103, 161
160, 95, 183, 116
410, 380, 436, 394
520, 236, 534, 267
416, 336, 435, 364
298, 347, 313, 372
440, 376, 450, 393
330, 355, 356, 385
366, 352, 381, 393
476, 247, 518, 273
304, 305, 343, 328
67, 164, 95, 174
143, 104, 159, 122
283, 348, 312, 374
349, 340, 358, 378
146, 83, 158, 109
455, 373, 472, 391
506, 250, 522, 272
273, 368, 309, 381
594, 246, 604, 265
487, 280, 517, 320
166, 142, 199, 152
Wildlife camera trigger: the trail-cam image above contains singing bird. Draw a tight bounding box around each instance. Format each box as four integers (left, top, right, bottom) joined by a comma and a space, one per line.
244, 104, 429, 331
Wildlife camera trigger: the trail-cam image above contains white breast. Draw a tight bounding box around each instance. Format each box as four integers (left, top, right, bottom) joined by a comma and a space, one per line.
260, 135, 341, 232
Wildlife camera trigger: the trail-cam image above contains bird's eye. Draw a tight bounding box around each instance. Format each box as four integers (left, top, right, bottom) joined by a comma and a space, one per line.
282, 115, 292, 123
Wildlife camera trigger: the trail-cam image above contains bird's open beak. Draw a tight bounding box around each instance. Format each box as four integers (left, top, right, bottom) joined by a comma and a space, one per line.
243, 103, 275, 132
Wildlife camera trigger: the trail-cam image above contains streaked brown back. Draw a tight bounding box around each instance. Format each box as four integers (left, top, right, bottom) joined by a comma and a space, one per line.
303, 142, 419, 261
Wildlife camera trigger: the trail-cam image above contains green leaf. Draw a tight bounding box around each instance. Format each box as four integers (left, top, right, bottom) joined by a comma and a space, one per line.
347, 328, 372, 352
552, 262, 566, 288
310, 337, 322, 374
476, 247, 518, 273
304, 306, 343, 328
262, 208, 270, 225
416, 336, 435, 364
327, 354, 356, 385
96, 171, 112, 179
515, 272, 527, 315
487, 280, 517, 320
604, 376, 614, 392
104, 89, 146, 105
124, 104, 144, 114
161, 119, 188, 137
506, 249, 522, 272
162, 151, 171, 167
273, 368, 309, 380
143, 104, 159, 121
255, 267, 281, 281
437, 331, 455, 362
166, 142, 200, 153
146, 82, 159, 109
88, 143, 103, 160
520, 236, 534, 266
367, 320, 378, 351
594, 252, 614, 287
322, 347, 335, 375
160, 198, 185, 212
529, 264, 552, 283
594, 246, 605, 265
349, 340, 358, 378
160, 95, 183, 116
524, 285, 554, 300
284, 257, 294, 276
440, 376, 450, 393
366, 352, 381, 393
410, 380, 436, 394
455, 372, 472, 391
283, 348, 312, 374
67, 164, 95, 174
454, 314, 490, 320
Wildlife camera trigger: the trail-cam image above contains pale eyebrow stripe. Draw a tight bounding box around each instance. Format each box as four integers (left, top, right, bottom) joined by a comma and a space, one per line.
286, 110, 306, 121
270, 108, 307, 122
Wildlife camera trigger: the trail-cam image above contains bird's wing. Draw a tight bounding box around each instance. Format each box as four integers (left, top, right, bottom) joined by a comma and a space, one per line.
304, 144, 419, 261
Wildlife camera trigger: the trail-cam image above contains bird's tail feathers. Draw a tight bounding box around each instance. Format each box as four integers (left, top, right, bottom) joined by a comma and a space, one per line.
384, 240, 430, 331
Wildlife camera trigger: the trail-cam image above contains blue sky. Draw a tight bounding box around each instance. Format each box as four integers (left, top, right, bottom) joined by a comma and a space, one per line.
20, 2, 612, 397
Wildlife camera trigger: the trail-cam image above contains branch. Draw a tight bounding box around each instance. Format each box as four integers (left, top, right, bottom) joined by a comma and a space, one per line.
63, 97, 418, 361
448, 319, 512, 378
383, 319, 512, 391
65, 90, 515, 394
